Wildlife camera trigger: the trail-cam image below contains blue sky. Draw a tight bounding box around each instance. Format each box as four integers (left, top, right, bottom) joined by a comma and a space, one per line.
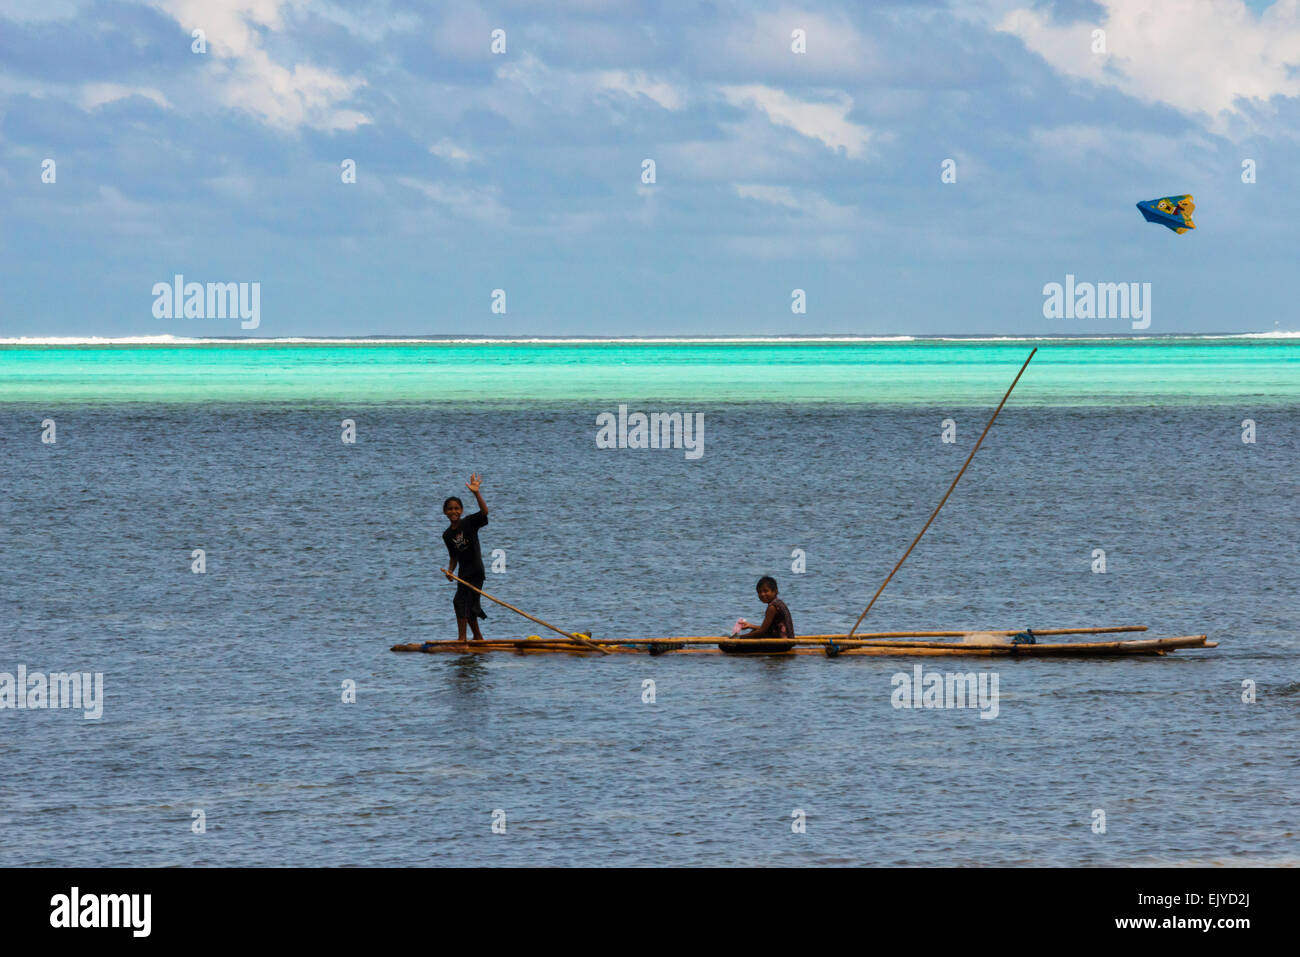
2, 0, 1298, 337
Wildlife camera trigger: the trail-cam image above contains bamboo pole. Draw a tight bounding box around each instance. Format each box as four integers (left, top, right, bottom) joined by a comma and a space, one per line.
600, 625, 1147, 645
421, 624, 1146, 650
847, 347, 1037, 640
441, 569, 610, 654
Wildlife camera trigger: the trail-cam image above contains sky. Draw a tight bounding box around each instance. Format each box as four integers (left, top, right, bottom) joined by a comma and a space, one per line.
1, 0, 1298, 338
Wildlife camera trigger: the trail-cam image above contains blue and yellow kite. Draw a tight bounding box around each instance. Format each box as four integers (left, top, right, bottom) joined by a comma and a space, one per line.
1137, 194, 1195, 234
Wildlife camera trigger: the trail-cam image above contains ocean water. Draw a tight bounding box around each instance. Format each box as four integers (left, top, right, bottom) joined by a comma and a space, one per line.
2, 334, 1299, 406
1, 337, 1296, 866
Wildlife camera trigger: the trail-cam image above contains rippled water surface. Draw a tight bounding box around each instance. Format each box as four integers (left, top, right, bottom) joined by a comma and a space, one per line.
1, 340, 1296, 865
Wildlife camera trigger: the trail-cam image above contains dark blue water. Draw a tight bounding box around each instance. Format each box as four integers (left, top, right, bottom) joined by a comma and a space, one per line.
2, 403, 1296, 865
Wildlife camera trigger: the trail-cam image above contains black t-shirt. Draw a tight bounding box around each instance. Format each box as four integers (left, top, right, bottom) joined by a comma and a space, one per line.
443, 511, 488, 578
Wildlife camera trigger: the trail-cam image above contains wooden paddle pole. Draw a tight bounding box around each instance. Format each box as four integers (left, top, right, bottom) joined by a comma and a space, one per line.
846, 347, 1037, 640
442, 569, 610, 654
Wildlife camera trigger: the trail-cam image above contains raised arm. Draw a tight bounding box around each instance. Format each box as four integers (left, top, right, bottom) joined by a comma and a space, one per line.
467, 473, 487, 516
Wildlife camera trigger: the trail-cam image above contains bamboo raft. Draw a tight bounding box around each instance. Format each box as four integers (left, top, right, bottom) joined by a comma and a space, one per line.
392, 627, 1216, 658
404, 355, 1215, 664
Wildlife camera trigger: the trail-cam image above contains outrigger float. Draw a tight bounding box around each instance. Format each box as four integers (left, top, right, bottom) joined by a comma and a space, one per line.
398, 350, 1214, 661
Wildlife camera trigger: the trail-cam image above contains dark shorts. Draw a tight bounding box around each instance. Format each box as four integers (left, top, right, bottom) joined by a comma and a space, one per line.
453, 573, 487, 621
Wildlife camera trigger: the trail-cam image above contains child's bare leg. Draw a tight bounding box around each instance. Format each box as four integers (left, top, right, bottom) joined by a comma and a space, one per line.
468, 618, 484, 640
457, 618, 469, 641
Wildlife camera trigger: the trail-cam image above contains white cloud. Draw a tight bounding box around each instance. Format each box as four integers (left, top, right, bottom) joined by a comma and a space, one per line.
87, 186, 166, 237
205, 173, 257, 199
80, 84, 171, 111
495, 55, 686, 116
664, 130, 797, 182
309, 2, 420, 43
396, 176, 506, 224
721, 85, 874, 158
214, 49, 369, 131
149, 0, 370, 132
1030, 124, 1211, 165
430, 139, 478, 164
593, 70, 686, 110
3, 0, 82, 23
998, 0, 1300, 129
710, 8, 879, 80
735, 184, 802, 210
734, 183, 856, 226
151, 0, 291, 58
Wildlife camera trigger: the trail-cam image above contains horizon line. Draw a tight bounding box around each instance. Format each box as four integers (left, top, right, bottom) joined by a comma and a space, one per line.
3, 330, 1298, 346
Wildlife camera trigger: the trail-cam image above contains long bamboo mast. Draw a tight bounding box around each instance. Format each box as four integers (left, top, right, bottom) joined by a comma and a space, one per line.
846, 348, 1037, 640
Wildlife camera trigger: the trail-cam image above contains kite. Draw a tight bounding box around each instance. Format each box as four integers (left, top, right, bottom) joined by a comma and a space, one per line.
1136, 194, 1195, 234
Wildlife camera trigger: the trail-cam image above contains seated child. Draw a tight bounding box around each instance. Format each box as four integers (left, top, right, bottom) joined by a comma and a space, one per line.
726, 576, 796, 652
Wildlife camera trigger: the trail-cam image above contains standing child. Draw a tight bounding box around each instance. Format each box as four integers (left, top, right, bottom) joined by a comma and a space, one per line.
442, 474, 489, 641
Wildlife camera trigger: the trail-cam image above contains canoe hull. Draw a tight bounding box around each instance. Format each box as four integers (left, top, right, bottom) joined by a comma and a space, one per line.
392, 635, 1214, 657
